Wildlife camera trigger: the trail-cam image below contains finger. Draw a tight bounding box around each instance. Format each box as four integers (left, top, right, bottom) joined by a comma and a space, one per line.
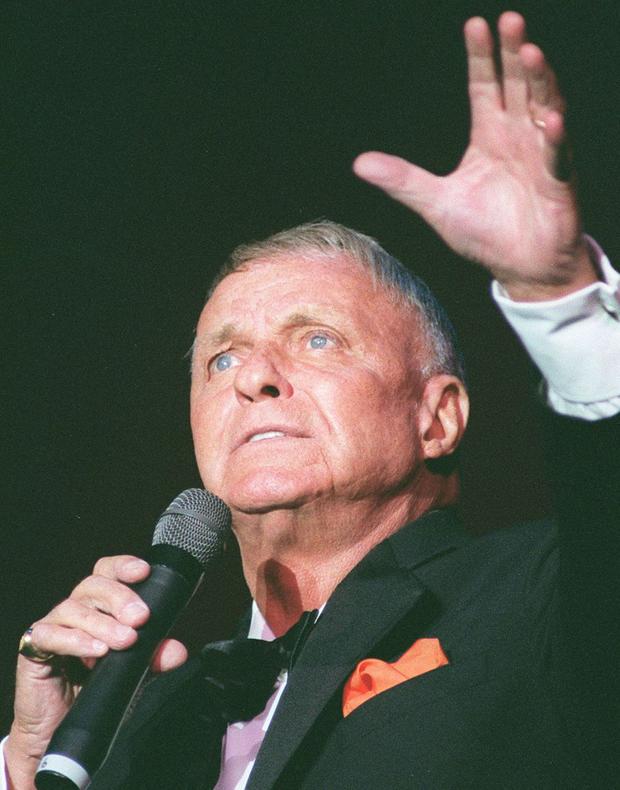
71, 574, 150, 627
539, 109, 572, 181
498, 11, 528, 115
28, 620, 109, 659
464, 16, 502, 127
150, 639, 189, 673
92, 555, 151, 584
520, 43, 566, 116
45, 598, 140, 650
517, 42, 570, 181
353, 151, 441, 219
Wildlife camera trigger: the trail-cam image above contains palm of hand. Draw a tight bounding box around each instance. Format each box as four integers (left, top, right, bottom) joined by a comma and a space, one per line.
435, 119, 580, 284
354, 12, 594, 300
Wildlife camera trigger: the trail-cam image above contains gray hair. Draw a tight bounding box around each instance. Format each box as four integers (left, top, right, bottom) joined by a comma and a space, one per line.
208, 220, 465, 382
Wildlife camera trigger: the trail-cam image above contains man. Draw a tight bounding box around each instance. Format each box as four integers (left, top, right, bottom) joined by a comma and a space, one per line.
4, 11, 620, 789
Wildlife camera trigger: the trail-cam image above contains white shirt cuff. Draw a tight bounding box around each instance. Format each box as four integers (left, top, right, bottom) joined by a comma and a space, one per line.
492, 236, 620, 420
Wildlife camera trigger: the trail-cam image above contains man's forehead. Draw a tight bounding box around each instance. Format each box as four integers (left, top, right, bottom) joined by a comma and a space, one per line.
224, 250, 377, 288
202, 254, 378, 317
194, 252, 422, 351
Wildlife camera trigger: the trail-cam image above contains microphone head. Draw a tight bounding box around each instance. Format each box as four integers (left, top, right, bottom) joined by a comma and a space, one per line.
152, 488, 231, 568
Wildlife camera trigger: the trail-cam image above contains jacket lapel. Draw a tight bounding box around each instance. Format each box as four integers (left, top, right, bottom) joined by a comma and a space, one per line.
247, 509, 469, 789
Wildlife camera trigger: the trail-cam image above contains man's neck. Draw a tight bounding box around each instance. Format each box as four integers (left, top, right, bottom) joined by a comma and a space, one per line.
231, 485, 449, 636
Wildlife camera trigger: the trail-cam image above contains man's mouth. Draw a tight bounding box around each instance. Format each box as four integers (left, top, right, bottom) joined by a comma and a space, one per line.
247, 430, 286, 443
234, 425, 307, 450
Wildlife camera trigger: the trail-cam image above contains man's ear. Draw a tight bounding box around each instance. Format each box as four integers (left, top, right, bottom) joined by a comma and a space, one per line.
417, 375, 469, 460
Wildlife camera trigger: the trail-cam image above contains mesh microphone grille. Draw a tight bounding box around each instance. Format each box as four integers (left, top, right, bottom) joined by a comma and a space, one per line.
152, 488, 231, 568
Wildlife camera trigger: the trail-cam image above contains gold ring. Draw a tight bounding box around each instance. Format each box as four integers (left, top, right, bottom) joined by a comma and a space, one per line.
18, 627, 55, 663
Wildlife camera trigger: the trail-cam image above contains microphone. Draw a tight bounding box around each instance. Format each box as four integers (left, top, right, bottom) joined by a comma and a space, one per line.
35, 488, 231, 790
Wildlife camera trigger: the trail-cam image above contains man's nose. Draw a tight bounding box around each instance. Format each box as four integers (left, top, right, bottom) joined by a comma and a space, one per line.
233, 349, 293, 403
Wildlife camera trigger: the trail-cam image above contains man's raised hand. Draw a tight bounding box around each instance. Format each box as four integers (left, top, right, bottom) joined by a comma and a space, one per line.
354, 11, 597, 301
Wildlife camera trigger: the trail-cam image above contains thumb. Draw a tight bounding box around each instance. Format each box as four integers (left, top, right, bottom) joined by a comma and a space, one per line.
353, 151, 441, 219
150, 639, 188, 673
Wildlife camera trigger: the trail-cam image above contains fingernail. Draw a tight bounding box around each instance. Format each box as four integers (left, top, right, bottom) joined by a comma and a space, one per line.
122, 601, 149, 621
115, 623, 135, 640
92, 640, 107, 654
126, 560, 149, 575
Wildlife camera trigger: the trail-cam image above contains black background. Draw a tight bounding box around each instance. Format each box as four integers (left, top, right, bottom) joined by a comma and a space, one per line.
2, 0, 618, 730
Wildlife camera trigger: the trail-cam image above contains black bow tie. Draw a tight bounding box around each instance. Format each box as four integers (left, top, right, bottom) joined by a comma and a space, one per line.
199, 609, 318, 724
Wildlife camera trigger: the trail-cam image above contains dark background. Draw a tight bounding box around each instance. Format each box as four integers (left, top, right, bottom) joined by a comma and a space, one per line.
2, 0, 618, 730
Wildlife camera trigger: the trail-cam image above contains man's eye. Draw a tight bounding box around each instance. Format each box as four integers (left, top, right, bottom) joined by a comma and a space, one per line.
307, 333, 335, 350
210, 351, 239, 373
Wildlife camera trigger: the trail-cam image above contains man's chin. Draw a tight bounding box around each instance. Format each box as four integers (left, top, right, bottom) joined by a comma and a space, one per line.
222, 470, 321, 515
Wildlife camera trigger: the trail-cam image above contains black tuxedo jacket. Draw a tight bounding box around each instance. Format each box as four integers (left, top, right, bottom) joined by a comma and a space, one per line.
92, 411, 620, 789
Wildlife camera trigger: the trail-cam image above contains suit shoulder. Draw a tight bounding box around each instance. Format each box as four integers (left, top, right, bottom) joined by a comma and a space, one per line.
415, 517, 559, 622
474, 518, 557, 556
469, 519, 558, 591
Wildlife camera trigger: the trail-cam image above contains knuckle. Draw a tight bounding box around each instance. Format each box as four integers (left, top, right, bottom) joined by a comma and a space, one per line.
71, 575, 125, 610
71, 575, 98, 600
29, 621, 57, 650
105, 580, 135, 610
92, 555, 117, 577
110, 625, 136, 648
47, 597, 77, 624
80, 607, 132, 646
28, 621, 45, 643
73, 575, 144, 623
67, 629, 97, 654
79, 605, 106, 634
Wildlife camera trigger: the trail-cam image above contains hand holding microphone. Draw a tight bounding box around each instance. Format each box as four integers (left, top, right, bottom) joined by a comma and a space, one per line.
5, 489, 230, 790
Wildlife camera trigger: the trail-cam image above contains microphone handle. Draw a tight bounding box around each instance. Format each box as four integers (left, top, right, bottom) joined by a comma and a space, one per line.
36, 545, 204, 790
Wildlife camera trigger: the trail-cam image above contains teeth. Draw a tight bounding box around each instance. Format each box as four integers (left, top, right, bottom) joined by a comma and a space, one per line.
248, 431, 286, 443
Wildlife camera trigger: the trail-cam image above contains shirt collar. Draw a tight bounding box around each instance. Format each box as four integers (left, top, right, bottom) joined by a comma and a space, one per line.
248, 601, 276, 640
248, 601, 326, 641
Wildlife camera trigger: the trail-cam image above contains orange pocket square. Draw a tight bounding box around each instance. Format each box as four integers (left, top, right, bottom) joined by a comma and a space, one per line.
342, 638, 449, 717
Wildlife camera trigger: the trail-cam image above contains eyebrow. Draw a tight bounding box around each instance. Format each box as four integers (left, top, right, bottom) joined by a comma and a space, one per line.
285, 311, 332, 328
201, 310, 336, 344
200, 323, 238, 350
192, 322, 241, 355
188, 323, 236, 372
192, 308, 345, 361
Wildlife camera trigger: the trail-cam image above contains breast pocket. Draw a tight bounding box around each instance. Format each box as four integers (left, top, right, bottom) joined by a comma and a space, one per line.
337, 651, 491, 739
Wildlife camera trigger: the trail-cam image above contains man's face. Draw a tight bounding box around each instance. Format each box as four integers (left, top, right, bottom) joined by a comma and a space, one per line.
190, 254, 426, 514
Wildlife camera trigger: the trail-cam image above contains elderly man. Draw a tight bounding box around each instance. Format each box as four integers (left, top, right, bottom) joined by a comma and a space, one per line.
5, 12, 620, 789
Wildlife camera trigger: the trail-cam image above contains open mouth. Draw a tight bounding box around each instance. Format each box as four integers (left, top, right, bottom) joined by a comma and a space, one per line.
247, 430, 286, 443
237, 427, 307, 449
